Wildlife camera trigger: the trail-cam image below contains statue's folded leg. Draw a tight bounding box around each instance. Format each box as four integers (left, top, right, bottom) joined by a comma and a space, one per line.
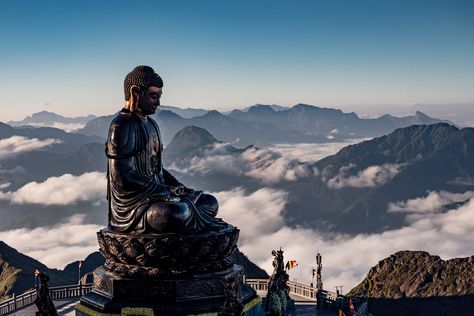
144, 194, 219, 233
195, 193, 219, 218
146, 201, 192, 233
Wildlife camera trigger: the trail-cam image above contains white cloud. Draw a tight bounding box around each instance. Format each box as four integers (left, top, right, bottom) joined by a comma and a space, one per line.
0, 136, 61, 159
28, 122, 85, 132
268, 140, 367, 163
242, 147, 317, 183
0, 182, 11, 189
388, 191, 474, 213
215, 188, 287, 244
0, 214, 101, 268
1, 185, 473, 292
215, 187, 474, 293
170, 139, 370, 184
0, 172, 106, 205
327, 163, 403, 189
449, 177, 474, 187
169, 144, 319, 184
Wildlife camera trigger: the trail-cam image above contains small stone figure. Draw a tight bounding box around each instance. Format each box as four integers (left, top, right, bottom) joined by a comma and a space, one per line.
34, 269, 58, 316
265, 249, 291, 316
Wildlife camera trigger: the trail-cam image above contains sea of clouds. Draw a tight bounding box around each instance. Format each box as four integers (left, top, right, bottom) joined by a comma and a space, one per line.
0, 138, 473, 293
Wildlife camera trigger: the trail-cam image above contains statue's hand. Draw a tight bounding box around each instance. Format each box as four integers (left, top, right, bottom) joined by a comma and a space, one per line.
170, 185, 185, 196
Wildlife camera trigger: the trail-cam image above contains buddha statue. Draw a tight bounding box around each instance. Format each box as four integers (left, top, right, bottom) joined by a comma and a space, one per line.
81, 66, 247, 316
105, 65, 224, 234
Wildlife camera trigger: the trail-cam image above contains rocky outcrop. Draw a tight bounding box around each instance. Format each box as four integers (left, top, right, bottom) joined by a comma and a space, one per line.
349, 251, 474, 298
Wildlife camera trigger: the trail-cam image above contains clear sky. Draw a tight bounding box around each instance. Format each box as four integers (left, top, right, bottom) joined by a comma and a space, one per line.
0, 0, 473, 121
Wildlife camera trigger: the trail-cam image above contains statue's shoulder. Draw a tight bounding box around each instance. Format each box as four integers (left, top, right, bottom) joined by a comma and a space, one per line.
106, 109, 141, 159
110, 109, 137, 127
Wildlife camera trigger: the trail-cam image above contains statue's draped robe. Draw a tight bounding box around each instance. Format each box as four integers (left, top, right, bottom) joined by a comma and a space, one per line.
106, 109, 222, 233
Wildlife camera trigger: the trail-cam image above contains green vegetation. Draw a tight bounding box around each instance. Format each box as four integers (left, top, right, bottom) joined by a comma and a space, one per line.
121, 307, 154, 316
0, 262, 20, 299
242, 296, 262, 313
75, 303, 118, 316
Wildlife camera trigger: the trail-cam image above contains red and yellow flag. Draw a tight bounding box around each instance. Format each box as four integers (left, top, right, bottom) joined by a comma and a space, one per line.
285, 260, 298, 270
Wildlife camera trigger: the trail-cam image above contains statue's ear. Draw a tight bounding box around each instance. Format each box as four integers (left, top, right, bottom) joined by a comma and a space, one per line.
129, 85, 141, 112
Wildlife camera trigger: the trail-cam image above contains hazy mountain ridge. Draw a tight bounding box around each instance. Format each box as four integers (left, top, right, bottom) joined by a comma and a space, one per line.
7, 111, 96, 127
159, 105, 209, 118
78, 104, 445, 146
282, 124, 474, 233
0, 241, 76, 299
163, 123, 474, 234
79, 109, 328, 146
1, 121, 471, 235
227, 104, 448, 137
348, 250, 474, 298
0, 122, 102, 153
0, 143, 106, 183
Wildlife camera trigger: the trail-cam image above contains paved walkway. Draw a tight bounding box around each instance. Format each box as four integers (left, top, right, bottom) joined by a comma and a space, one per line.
8, 298, 337, 315
294, 304, 338, 315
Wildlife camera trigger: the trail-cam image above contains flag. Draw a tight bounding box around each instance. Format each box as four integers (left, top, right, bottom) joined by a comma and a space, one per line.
312, 268, 317, 278
285, 260, 298, 270
78, 260, 84, 269
349, 298, 355, 313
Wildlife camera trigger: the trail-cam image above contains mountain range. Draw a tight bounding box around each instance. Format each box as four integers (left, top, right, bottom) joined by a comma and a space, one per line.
77, 104, 448, 146
7, 111, 96, 133
349, 250, 474, 298
160, 123, 474, 234
4, 104, 449, 148
0, 122, 102, 153
0, 113, 471, 235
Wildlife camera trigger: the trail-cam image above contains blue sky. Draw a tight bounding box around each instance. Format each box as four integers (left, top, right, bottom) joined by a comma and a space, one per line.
0, 0, 473, 120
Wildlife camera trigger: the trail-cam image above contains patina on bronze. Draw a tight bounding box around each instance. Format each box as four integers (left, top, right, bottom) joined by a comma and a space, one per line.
80, 66, 254, 315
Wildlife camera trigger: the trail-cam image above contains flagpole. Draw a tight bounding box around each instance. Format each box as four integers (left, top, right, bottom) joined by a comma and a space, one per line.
78, 260, 83, 285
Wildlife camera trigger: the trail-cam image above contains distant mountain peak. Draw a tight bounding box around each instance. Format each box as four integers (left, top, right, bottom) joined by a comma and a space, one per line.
171, 125, 218, 143
292, 103, 318, 110
164, 126, 219, 159
349, 250, 474, 298
200, 110, 226, 119
156, 109, 183, 119
247, 104, 276, 113
415, 110, 430, 118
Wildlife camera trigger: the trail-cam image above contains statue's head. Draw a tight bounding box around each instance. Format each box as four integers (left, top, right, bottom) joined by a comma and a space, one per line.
124, 65, 163, 115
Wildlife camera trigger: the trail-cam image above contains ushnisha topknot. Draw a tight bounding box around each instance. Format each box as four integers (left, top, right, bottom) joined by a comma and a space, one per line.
124, 65, 163, 101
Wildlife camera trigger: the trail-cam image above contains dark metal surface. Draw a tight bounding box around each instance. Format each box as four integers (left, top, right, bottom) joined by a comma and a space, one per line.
80, 265, 252, 314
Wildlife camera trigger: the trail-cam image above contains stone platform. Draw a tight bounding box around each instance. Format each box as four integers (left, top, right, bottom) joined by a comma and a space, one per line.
78, 265, 257, 315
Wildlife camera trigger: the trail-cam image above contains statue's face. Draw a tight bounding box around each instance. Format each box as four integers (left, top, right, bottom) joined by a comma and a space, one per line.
137, 86, 162, 115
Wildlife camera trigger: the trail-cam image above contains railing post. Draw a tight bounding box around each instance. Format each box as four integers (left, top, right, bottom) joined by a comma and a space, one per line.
12, 293, 16, 310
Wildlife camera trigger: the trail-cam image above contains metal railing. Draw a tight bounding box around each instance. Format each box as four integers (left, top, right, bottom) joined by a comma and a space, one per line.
247, 279, 370, 315
0, 284, 92, 315
0, 279, 369, 315
246, 278, 319, 301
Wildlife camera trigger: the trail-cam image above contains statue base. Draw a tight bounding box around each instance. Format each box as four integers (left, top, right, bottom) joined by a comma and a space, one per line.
79, 265, 257, 315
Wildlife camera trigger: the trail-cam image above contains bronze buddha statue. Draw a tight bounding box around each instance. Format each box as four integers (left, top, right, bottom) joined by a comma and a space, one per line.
105, 65, 224, 233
